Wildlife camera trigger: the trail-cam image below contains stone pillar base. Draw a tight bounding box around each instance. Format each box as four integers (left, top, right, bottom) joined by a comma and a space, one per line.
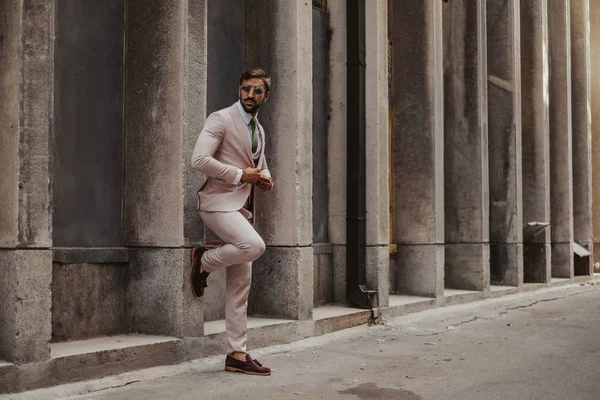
127, 248, 204, 338
392, 244, 444, 298
249, 246, 313, 321
490, 243, 523, 287
0, 250, 51, 364
551, 243, 574, 279
366, 246, 390, 308
524, 243, 552, 283
445, 243, 490, 292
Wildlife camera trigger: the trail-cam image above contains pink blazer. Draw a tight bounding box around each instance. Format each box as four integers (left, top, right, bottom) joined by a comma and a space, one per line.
191, 103, 271, 212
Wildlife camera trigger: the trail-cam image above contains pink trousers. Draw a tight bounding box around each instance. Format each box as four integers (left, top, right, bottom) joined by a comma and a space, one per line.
199, 210, 265, 353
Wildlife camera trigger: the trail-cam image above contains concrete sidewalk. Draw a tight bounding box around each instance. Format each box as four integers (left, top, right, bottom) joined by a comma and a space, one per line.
6, 282, 600, 400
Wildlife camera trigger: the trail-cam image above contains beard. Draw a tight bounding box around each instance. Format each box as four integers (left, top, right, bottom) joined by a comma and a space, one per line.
240, 97, 260, 114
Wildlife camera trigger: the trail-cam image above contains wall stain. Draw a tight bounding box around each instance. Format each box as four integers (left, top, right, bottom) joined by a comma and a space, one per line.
338, 382, 423, 400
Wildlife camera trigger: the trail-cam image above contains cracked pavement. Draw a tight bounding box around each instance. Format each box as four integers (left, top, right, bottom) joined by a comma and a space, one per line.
7, 282, 600, 400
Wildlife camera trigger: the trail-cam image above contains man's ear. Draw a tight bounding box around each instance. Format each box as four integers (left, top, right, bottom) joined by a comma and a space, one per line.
264, 91, 270, 102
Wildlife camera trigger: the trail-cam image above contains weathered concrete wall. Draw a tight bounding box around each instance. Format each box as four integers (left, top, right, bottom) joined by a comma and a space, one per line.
313, 7, 330, 246
520, 0, 552, 283
365, 0, 390, 306
123, 0, 208, 335
53, 0, 125, 247
0, 0, 20, 248
591, 1, 600, 272
124, 1, 185, 247
0, 251, 52, 364
0, 0, 54, 365
390, 0, 445, 298
443, 0, 490, 292
52, 263, 127, 342
570, 0, 593, 276
548, 0, 574, 278
328, 0, 347, 303
246, 0, 313, 320
487, 0, 523, 286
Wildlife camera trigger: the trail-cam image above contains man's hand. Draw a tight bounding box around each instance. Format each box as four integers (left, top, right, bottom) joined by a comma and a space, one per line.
255, 175, 274, 191
242, 167, 261, 184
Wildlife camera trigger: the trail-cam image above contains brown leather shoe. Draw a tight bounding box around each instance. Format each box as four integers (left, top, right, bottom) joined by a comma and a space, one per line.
190, 247, 209, 297
225, 354, 271, 376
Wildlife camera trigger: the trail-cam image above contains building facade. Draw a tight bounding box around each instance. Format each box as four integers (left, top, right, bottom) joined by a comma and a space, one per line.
0, 0, 598, 393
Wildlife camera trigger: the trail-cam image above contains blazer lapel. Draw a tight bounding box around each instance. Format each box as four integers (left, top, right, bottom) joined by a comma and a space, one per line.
229, 104, 253, 163
257, 122, 266, 169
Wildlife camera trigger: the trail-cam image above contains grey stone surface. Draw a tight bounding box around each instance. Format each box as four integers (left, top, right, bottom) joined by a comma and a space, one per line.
523, 243, 551, 283
202, 267, 226, 322
246, 0, 313, 247
490, 243, 523, 287
390, 0, 445, 246
183, 0, 209, 246
333, 245, 347, 304
591, 2, 600, 272
52, 248, 128, 264
327, 0, 347, 247
548, 0, 574, 248
312, 7, 330, 245
124, 1, 185, 247
52, 1, 125, 248
313, 254, 334, 307
249, 246, 313, 321
445, 244, 490, 291
443, 0, 489, 244
0, 0, 20, 248
570, 0, 593, 249
487, 0, 523, 245
391, 245, 444, 298
17, 0, 54, 247
365, 1, 390, 247
366, 246, 390, 308
551, 242, 574, 279
52, 263, 127, 342
127, 249, 204, 338
0, 250, 51, 364
520, 0, 552, 283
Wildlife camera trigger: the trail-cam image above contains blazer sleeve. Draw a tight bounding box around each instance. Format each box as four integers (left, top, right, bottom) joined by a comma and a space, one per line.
191, 113, 240, 184
260, 156, 272, 180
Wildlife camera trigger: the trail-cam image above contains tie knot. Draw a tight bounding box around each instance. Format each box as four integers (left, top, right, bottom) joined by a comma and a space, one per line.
250, 118, 256, 128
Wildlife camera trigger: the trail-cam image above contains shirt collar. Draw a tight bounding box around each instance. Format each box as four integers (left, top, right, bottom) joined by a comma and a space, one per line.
236, 100, 258, 125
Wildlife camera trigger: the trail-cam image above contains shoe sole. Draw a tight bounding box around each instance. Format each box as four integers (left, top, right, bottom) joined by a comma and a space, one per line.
190, 248, 201, 298
225, 366, 271, 376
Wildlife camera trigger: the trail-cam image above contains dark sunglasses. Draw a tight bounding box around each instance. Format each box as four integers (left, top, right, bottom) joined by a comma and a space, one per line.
241, 85, 265, 95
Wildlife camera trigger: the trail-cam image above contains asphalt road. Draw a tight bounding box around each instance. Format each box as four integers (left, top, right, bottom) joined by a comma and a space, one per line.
9, 282, 600, 400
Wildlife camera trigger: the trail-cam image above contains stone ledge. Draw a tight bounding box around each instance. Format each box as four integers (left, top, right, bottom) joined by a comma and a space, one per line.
52, 248, 128, 264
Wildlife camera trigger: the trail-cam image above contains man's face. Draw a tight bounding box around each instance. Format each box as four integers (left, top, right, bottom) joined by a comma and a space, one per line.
239, 78, 270, 115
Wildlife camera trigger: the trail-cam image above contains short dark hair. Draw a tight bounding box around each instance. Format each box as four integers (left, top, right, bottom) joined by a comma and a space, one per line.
240, 67, 271, 91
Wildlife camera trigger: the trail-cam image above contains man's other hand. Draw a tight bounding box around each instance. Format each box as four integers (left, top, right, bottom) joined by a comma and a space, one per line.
243, 167, 261, 184
255, 175, 274, 191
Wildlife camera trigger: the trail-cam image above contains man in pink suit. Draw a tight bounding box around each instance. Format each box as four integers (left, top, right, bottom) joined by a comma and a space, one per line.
190, 68, 274, 376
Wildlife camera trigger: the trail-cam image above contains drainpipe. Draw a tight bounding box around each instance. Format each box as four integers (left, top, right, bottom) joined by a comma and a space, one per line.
346, 0, 377, 310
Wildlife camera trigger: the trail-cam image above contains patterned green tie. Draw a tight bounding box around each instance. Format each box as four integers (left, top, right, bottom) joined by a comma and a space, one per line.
250, 118, 258, 154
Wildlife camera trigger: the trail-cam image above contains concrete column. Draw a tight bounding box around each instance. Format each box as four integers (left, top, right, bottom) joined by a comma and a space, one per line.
0, 0, 53, 363
124, 0, 206, 337
548, 0, 574, 278
487, 0, 523, 287
390, 0, 445, 298
365, 0, 390, 307
245, 1, 313, 320
570, 0, 593, 276
591, 1, 600, 272
328, 0, 348, 304
443, 0, 490, 292
520, 0, 552, 283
